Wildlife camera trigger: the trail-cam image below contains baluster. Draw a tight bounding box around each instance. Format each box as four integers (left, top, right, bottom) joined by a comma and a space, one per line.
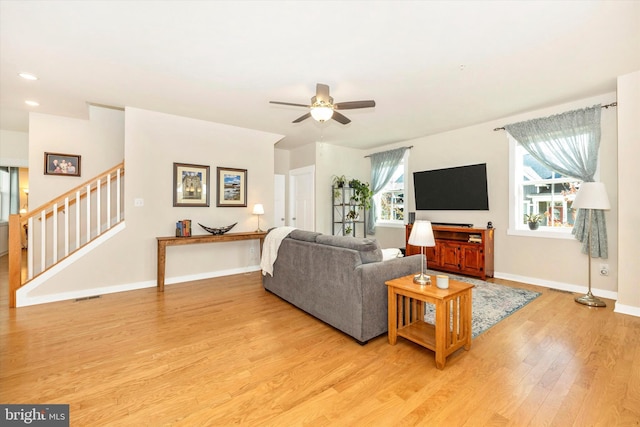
40, 210, 46, 273
97, 178, 102, 236
75, 190, 81, 249
53, 203, 58, 263
64, 197, 69, 256
28, 216, 34, 280
86, 184, 91, 243
116, 168, 121, 222
107, 172, 111, 228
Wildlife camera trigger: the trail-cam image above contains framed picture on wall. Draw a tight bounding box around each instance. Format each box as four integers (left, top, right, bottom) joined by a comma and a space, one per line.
173, 162, 210, 207
44, 152, 81, 177
216, 167, 247, 207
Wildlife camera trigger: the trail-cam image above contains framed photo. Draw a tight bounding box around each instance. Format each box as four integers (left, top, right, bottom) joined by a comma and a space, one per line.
44, 152, 81, 177
173, 163, 210, 207
216, 167, 247, 207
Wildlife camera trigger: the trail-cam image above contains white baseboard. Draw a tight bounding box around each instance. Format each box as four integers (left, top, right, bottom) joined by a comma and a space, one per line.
495, 271, 640, 318
613, 303, 640, 317
494, 271, 619, 301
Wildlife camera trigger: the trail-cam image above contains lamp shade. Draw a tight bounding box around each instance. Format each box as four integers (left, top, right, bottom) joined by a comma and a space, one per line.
408, 220, 436, 247
572, 182, 611, 210
252, 204, 265, 215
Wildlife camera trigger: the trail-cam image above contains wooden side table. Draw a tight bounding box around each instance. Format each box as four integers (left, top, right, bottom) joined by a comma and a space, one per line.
385, 274, 473, 369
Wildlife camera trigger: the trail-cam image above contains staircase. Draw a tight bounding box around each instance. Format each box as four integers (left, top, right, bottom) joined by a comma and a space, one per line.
7, 163, 125, 307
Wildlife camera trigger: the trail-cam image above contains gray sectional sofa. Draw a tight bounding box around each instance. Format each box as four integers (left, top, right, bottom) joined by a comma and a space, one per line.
262, 229, 422, 344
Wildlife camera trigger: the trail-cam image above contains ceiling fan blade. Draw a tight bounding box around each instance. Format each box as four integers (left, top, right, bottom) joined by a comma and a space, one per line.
334, 100, 376, 110
292, 112, 312, 123
270, 101, 310, 108
332, 111, 351, 125
316, 83, 331, 103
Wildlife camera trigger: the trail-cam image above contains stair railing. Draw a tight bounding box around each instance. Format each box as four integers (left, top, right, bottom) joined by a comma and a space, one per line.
8, 162, 125, 307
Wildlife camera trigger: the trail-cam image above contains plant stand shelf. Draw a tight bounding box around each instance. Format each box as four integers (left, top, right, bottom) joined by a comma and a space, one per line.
332, 185, 367, 237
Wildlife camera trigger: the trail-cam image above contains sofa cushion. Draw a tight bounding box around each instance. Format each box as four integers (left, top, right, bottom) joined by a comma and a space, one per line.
315, 234, 383, 264
289, 229, 322, 242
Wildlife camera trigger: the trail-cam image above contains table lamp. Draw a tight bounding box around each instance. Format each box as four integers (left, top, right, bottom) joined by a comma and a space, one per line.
408, 220, 436, 285
572, 182, 611, 307
252, 203, 265, 232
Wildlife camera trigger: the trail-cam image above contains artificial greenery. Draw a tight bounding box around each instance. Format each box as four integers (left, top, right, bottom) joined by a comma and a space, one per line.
524, 213, 544, 224
346, 209, 359, 220
331, 175, 347, 188
347, 178, 373, 210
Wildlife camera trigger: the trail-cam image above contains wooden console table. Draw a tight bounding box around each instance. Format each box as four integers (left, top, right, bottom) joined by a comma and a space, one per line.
156, 231, 267, 291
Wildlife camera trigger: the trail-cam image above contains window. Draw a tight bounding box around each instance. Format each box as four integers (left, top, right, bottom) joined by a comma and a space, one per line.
510, 139, 583, 237
374, 154, 407, 226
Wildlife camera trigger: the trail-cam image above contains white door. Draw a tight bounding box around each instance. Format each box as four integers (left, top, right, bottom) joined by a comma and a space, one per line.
289, 165, 314, 231
274, 174, 285, 227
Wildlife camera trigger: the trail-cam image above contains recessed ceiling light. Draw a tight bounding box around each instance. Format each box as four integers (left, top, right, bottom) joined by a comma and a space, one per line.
25, 100, 39, 107
19, 73, 38, 81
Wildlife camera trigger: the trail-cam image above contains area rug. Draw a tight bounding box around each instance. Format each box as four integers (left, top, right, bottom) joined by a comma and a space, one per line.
422, 270, 541, 338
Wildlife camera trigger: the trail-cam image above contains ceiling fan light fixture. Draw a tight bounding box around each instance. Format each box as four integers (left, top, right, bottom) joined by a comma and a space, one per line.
310, 105, 333, 122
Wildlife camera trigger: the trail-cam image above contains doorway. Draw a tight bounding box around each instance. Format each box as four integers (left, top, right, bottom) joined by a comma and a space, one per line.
289, 165, 314, 231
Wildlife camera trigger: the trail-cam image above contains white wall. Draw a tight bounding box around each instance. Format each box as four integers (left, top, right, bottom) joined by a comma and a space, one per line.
352, 92, 620, 300
409, 93, 617, 295
22, 106, 282, 300
0, 129, 29, 167
289, 143, 315, 171
28, 106, 125, 208
315, 142, 368, 235
616, 70, 640, 315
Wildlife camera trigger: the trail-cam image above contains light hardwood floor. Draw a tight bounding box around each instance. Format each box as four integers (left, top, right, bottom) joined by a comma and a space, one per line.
1, 254, 639, 426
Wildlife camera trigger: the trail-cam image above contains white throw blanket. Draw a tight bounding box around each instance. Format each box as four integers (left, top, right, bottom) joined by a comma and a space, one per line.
260, 226, 297, 276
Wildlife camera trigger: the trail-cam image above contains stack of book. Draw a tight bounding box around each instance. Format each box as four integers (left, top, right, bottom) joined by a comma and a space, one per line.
468, 234, 482, 243
176, 219, 192, 237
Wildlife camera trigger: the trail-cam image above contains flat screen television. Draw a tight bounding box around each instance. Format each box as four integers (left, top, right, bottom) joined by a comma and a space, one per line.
413, 163, 489, 210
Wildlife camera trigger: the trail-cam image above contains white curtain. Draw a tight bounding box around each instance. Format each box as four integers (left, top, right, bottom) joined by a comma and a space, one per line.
505, 105, 607, 258
367, 147, 407, 235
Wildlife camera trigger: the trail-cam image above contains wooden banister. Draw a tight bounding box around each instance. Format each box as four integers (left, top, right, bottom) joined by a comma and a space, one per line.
19, 162, 125, 224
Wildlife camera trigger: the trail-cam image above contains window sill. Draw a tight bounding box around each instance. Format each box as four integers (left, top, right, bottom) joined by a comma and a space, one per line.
375, 222, 406, 229
507, 227, 576, 240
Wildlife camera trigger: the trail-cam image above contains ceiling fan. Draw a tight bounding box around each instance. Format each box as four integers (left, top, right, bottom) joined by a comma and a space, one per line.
269, 83, 375, 125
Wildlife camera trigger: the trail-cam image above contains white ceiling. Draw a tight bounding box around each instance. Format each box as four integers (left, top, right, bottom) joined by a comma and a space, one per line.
1, 1, 639, 151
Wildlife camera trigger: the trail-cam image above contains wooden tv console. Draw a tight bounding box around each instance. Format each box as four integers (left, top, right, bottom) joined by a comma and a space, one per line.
405, 224, 494, 280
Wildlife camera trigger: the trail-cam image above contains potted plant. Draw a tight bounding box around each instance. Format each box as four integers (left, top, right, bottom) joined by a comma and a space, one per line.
332, 175, 347, 201
344, 225, 353, 236
331, 175, 347, 188
524, 213, 544, 230
347, 178, 373, 210
346, 209, 359, 220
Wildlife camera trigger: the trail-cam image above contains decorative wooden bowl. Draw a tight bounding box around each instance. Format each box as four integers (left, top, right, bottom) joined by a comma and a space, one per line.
198, 222, 237, 235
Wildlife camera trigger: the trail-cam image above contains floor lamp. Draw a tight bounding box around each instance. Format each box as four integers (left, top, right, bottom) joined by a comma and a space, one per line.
408, 220, 436, 285
572, 182, 611, 307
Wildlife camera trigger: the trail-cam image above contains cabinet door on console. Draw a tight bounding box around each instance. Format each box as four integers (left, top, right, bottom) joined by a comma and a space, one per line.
439, 242, 460, 270
460, 243, 484, 276
425, 246, 439, 268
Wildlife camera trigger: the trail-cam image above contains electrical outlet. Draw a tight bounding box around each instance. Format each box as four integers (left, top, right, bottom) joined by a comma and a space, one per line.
134, 198, 144, 207
249, 247, 255, 255
599, 264, 609, 276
